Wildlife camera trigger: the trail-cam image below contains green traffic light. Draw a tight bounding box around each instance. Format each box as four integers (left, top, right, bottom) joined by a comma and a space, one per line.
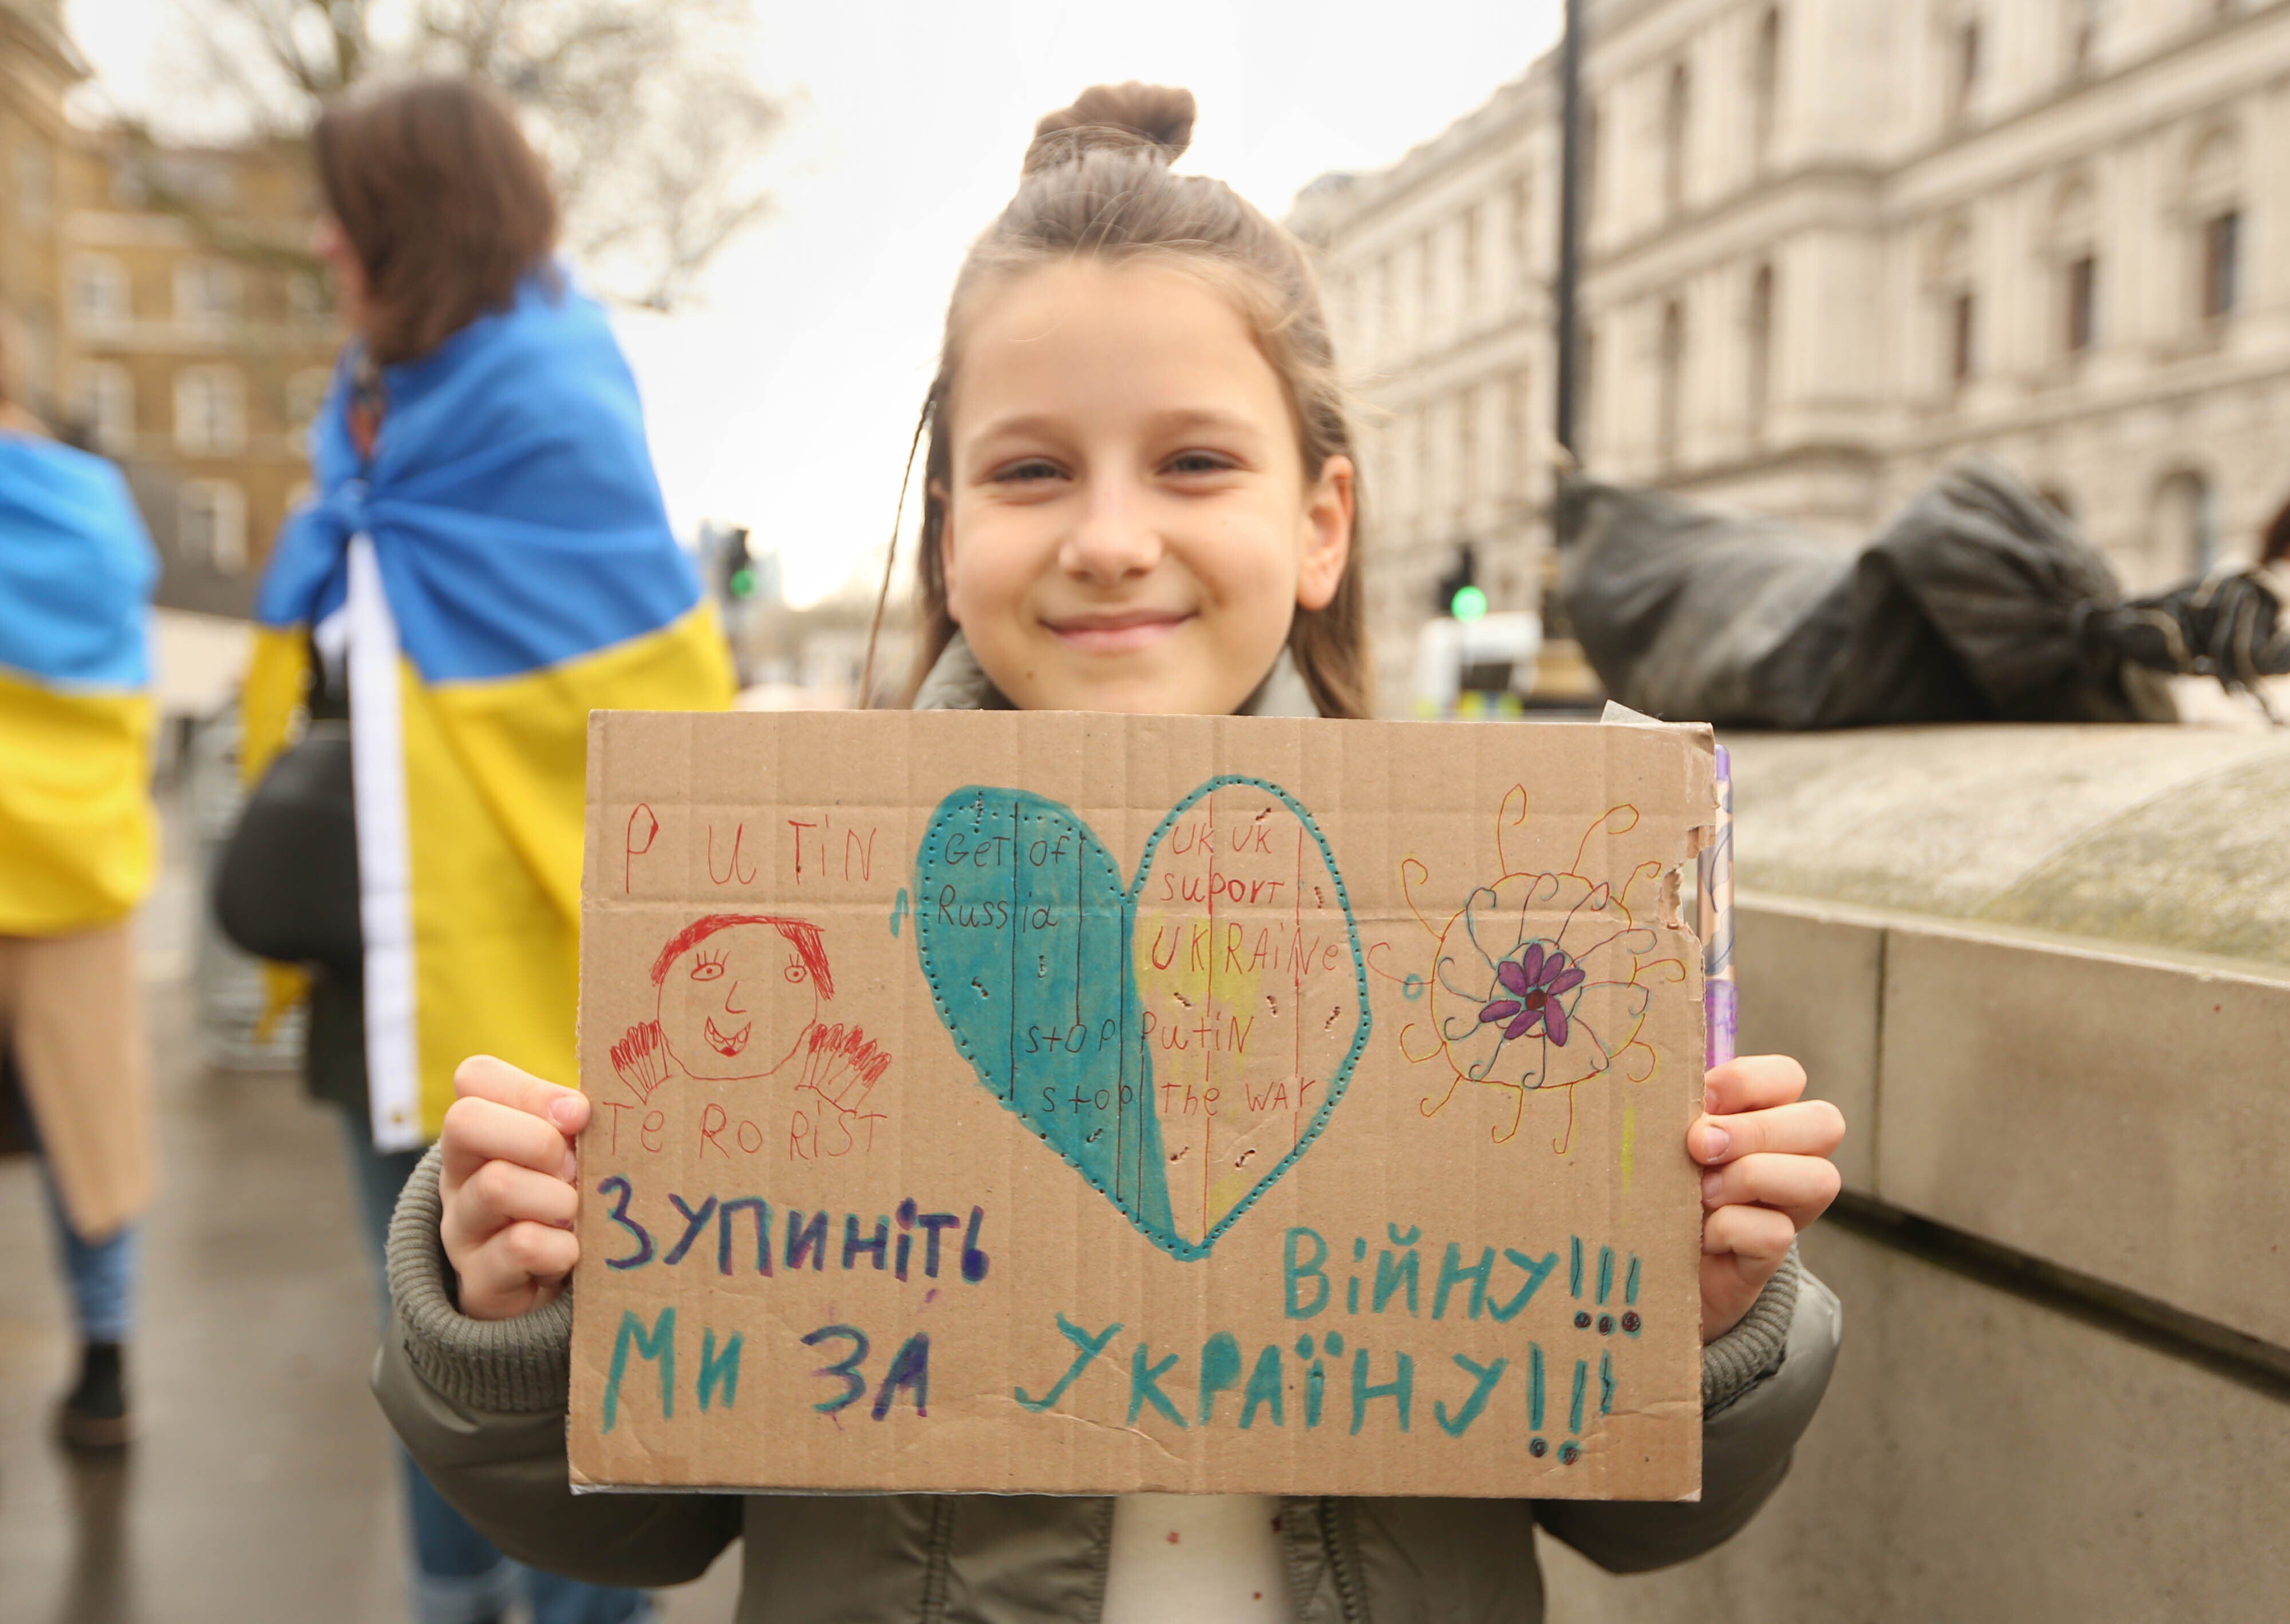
729, 566, 756, 599
1450, 584, 1488, 622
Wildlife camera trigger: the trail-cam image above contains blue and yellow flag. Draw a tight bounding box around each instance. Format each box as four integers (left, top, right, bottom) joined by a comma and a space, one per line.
0, 434, 157, 937
249, 274, 733, 1149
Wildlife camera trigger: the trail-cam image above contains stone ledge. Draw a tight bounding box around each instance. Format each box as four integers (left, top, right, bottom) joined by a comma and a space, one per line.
1724, 726, 2290, 969
1537, 1224, 2290, 1623
1738, 892, 2290, 1350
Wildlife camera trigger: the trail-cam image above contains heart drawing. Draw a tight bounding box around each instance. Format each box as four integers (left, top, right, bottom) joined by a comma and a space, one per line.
914, 776, 1371, 1261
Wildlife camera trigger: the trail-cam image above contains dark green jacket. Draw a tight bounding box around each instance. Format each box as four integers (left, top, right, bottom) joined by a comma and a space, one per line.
373, 639, 1841, 1622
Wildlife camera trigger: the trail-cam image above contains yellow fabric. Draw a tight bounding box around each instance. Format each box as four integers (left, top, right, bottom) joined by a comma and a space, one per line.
238, 626, 313, 1034
240, 626, 310, 786
403, 603, 734, 1135
0, 665, 154, 935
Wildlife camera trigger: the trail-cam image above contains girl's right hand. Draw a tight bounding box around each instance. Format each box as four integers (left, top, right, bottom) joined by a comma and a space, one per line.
437, 1056, 587, 1321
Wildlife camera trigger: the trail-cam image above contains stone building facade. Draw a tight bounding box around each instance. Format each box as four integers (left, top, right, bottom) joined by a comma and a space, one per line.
62, 140, 340, 611
2, 0, 337, 614
0, 0, 83, 421
1292, 0, 2290, 713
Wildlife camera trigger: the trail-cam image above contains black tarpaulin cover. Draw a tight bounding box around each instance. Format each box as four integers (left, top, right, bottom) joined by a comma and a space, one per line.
1553, 458, 2290, 728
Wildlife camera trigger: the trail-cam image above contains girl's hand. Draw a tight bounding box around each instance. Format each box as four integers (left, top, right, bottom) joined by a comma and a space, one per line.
1691, 1056, 1844, 1341
437, 1056, 588, 1321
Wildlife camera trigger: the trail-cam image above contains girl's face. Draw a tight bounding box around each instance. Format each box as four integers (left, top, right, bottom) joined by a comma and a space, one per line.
941, 259, 1352, 716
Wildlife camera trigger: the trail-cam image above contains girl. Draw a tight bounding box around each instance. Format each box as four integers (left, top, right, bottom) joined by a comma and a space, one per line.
378, 84, 1845, 1623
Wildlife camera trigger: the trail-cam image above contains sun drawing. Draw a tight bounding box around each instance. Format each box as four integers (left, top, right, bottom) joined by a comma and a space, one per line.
1374, 785, 1685, 1153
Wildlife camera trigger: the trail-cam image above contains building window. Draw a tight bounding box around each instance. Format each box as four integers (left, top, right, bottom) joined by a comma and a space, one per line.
1408, 411, 1431, 522
13, 143, 53, 228
1506, 372, 1530, 495
175, 365, 246, 455
15, 306, 56, 404
2201, 210, 2241, 320
1747, 263, 1776, 434
1418, 234, 1438, 347
1459, 386, 1482, 505
72, 365, 136, 455
1374, 252, 1392, 359
1509, 176, 1532, 295
1751, 9, 1783, 169
2066, 0, 2105, 76
2154, 469, 2218, 572
1659, 298, 1687, 470
287, 368, 333, 434
1932, 220, 1976, 392
1461, 204, 1483, 325
2065, 254, 2099, 354
114, 152, 235, 211
1577, 324, 1598, 459
2184, 127, 2241, 326
1664, 62, 1692, 216
2049, 179, 2099, 359
176, 260, 241, 329
180, 480, 249, 574
71, 255, 130, 331
1583, 97, 1602, 227
1950, 16, 1983, 123
287, 270, 328, 319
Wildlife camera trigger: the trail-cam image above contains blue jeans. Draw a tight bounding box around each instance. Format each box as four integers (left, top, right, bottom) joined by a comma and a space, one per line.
41, 1167, 136, 1342
339, 1111, 653, 1624
15, 1090, 137, 1343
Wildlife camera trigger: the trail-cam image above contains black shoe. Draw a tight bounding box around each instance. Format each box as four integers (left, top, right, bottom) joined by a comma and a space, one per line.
56, 1341, 131, 1451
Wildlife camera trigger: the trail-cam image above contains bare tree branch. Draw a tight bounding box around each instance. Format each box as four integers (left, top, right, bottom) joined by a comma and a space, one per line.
146, 0, 780, 310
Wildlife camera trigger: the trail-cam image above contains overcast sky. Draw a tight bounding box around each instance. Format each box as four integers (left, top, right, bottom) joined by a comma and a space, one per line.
68, 0, 1563, 605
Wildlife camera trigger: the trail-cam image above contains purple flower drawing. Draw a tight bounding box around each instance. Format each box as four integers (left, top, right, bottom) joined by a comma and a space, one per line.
1476, 943, 1587, 1046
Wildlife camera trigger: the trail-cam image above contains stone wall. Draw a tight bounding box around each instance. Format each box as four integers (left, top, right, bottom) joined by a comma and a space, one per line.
1539, 723, 2290, 1620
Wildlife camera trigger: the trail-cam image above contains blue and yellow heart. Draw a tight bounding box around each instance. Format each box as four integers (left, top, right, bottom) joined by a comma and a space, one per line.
914, 776, 1370, 1261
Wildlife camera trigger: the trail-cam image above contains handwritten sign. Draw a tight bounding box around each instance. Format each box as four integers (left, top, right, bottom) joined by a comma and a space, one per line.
570, 710, 1715, 1500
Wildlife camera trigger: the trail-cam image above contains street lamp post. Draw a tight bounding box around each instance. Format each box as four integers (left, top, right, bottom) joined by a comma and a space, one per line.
1554, 0, 1586, 468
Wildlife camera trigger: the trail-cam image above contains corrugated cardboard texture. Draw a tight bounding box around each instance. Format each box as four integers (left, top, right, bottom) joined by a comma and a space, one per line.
570, 711, 1714, 1499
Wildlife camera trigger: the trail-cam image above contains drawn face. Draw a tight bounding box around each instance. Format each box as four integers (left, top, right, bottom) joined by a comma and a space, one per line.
656, 922, 819, 1081
941, 259, 1353, 717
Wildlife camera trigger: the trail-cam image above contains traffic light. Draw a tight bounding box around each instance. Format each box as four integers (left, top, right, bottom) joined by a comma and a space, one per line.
1433, 543, 1484, 621
718, 526, 757, 600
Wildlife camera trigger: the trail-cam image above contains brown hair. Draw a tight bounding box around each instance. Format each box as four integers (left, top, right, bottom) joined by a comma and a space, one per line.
311, 76, 559, 366
650, 914, 834, 1001
897, 82, 1372, 718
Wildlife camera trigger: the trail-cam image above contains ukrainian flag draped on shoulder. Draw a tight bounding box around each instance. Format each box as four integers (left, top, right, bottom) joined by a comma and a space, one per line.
0, 434, 157, 936
249, 274, 733, 1149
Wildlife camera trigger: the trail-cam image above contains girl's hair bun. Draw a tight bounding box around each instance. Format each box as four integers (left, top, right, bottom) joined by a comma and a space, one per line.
1024, 82, 1196, 176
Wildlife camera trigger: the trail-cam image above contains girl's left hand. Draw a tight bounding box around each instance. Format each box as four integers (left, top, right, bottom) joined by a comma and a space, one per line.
1692, 1056, 1845, 1341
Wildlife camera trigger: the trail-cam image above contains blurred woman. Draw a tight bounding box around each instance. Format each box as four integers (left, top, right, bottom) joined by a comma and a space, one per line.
0, 313, 160, 1450
218, 77, 732, 1624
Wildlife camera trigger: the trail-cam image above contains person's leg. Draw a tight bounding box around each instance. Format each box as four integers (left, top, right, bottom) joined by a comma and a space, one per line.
34, 1141, 138, 1447
2, 926, 152, 1450
523, 1569, 660, 1624
38, 1162, 136, 1339
337, 1111, 653, 1623
337, 1108, 521, 1624
8, 1048, 138, 1448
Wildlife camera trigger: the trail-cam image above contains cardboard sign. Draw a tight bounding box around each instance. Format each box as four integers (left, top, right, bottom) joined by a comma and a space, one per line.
570, 710, 1715, 1500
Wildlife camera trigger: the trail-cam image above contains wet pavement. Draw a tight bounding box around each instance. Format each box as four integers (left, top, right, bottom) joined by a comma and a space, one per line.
0, 806, 739, 1623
